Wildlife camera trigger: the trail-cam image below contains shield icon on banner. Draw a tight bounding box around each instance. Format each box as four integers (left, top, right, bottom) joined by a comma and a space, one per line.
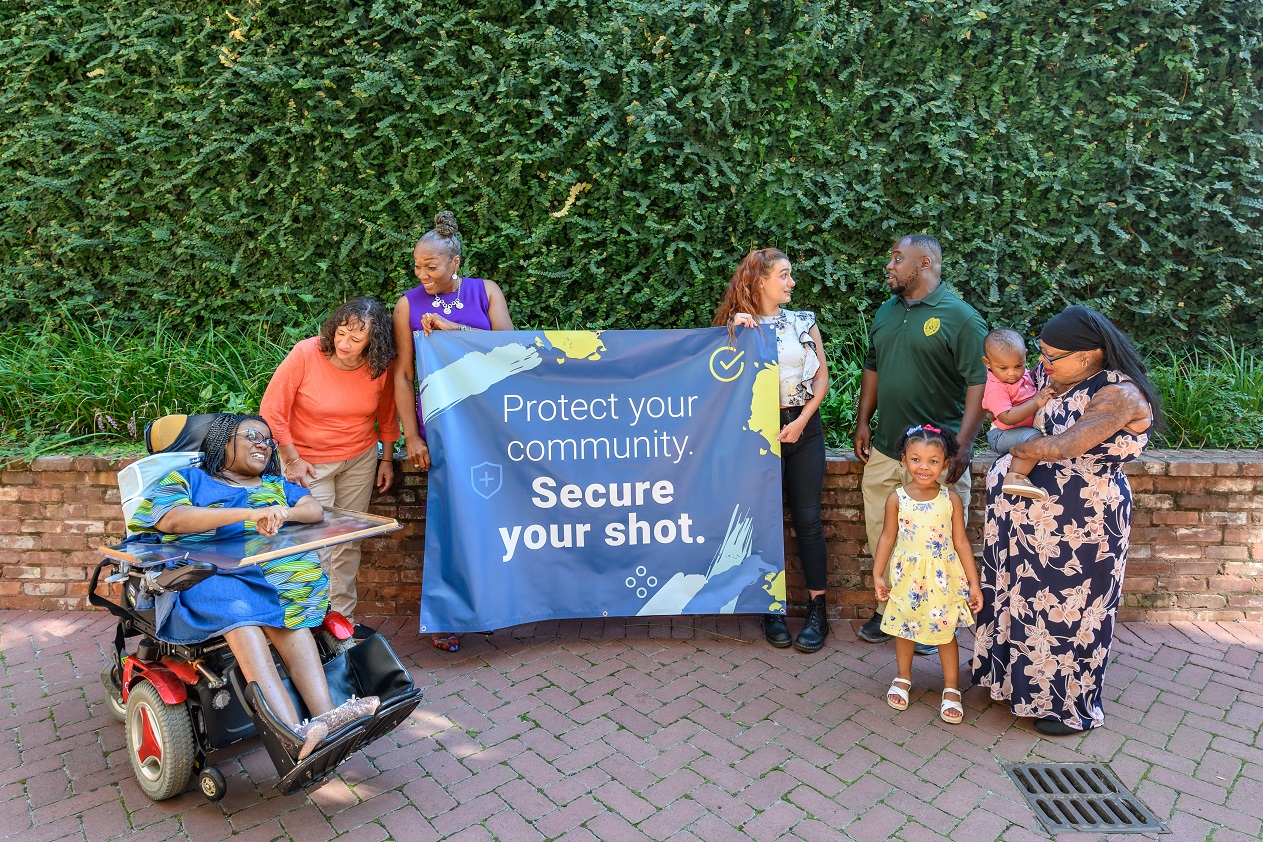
470, 461, 503, 499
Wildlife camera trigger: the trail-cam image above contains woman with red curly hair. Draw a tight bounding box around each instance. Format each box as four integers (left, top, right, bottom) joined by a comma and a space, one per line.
715, 248, 831, 653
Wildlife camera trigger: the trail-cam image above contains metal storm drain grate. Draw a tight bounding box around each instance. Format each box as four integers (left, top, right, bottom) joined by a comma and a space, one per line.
1002, 762, 1169, 834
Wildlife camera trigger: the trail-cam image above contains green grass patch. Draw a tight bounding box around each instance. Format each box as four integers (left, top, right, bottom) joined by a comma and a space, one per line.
1150, 341, 1262, 449
1, 318, 1258, 463
0, 317, 306, 462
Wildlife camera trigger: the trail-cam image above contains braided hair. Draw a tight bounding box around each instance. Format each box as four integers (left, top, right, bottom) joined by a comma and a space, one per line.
416, 210, 462, 259
895, 424, 960, 461
201, 413, 281, 479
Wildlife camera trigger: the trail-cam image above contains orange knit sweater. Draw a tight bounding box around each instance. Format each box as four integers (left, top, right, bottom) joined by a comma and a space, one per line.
261, 337, 400, 463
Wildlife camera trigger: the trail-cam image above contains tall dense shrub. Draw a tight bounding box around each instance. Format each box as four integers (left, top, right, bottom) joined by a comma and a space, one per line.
2, 1, 1260, 346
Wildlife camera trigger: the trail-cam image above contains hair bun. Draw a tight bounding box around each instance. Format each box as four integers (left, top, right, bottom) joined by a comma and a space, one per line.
433, 211, 459, 239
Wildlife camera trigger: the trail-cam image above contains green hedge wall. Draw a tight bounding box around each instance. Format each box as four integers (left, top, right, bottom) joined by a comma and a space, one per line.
2, 1, 1260, 347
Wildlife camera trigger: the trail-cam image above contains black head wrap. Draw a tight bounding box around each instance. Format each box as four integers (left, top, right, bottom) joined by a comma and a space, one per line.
1039, 305, 1105, 352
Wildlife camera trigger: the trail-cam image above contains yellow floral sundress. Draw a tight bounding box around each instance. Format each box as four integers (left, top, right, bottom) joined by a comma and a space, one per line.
879, 486, 975, 645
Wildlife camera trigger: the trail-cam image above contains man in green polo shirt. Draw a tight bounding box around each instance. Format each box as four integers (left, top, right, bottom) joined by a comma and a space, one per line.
853, 234, 987, 648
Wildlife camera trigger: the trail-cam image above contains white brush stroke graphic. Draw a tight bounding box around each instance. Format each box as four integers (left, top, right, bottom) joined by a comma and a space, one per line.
706, 505, 753, 579
418, 341, 542, 423
637, 505, 753, 615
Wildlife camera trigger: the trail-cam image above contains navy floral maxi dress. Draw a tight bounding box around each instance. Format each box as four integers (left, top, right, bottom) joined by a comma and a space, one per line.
971, 368, 1149, 731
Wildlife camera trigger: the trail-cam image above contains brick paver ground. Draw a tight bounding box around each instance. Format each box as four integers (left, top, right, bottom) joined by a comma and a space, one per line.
1, 611, 1259, 841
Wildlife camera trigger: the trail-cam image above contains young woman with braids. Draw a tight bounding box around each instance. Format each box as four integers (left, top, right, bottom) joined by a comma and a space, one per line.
129, 413, 378, 760
262, 297, 400, 635
393, 211, 514, 652
715, 248, 832, 653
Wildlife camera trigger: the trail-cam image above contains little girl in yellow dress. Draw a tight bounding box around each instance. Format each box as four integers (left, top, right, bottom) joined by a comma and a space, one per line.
872, 425, 983, 724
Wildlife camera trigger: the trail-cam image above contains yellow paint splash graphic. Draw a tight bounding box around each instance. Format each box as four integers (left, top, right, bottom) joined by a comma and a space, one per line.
537, 331, 605, 362
748, 363, 780, 456
763, 570, 786, 611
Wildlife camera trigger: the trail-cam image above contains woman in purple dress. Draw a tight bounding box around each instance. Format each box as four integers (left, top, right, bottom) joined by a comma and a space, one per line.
392, 211, 514, 651
971, 306, 1161, 735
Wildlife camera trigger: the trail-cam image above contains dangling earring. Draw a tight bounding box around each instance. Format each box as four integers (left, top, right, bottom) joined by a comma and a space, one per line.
452, 272, 459, 282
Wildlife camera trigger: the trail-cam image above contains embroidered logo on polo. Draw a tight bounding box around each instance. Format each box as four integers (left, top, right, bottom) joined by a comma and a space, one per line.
923, 317, 941, 337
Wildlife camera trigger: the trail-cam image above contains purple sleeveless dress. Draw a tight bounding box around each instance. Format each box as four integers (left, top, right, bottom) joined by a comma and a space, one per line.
404, 277, 494, 436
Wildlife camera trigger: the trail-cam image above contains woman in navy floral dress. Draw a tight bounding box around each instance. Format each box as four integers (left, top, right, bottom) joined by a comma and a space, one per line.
971, 306, 1161, 736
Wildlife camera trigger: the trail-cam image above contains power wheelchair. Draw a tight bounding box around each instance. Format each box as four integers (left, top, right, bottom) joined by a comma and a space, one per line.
91, 414, 422, 801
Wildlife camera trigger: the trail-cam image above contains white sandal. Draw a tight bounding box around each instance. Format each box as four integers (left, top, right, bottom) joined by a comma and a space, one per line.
886, 677, 912, 711
940, 688, 964, 724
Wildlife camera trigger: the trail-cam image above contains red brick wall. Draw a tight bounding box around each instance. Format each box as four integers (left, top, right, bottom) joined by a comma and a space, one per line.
3, 451, 1261, 621
0, 457, 125, 610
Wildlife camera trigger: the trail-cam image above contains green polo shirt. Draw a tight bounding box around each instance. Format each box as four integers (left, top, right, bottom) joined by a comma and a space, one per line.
863, 283, 988, 459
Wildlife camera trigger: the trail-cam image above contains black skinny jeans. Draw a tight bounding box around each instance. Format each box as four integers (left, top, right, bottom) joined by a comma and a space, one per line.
781, 407, 827, 592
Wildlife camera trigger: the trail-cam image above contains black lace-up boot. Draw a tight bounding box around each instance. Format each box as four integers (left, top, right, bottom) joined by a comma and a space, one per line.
793, 594, 830, 653
762, 614, 791, 648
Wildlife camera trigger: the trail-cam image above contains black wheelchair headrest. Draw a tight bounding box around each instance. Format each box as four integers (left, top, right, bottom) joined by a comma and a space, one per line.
144, 413, 222, 454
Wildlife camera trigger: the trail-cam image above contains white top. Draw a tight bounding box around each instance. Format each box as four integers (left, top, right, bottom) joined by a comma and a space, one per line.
757, 308, 820, 407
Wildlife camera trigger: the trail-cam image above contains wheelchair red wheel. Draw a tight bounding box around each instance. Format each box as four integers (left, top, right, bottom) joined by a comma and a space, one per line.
125, 681, 196, 801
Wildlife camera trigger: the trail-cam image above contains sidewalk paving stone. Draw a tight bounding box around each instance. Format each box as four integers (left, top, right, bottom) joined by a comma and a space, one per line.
1, 611, 1260, 841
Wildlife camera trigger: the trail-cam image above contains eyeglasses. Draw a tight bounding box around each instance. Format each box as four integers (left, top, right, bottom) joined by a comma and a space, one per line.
1039, 347, 1078, 363
237, 429, 278, 450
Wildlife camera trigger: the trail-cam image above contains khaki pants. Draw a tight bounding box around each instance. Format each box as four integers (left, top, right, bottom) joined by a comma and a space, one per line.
308, 444, 378, 619
863, 448, 972, 614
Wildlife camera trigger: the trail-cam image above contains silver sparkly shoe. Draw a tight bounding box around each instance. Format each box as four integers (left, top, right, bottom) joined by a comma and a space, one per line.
293, 696, 380, 761
294, 719, 329, 761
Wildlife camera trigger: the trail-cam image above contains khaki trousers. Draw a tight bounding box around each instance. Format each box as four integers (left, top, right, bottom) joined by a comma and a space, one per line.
308, 444, 379, 620
862, 448, 972, 614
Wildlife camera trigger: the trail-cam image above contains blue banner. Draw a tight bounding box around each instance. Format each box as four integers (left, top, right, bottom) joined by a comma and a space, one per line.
416, 328, 786, 633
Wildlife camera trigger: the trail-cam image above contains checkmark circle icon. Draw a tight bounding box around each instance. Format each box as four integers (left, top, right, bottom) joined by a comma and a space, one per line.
709, 346, 745, 382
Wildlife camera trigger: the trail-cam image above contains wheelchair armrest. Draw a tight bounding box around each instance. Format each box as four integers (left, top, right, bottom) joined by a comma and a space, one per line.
148, 560, 217, 593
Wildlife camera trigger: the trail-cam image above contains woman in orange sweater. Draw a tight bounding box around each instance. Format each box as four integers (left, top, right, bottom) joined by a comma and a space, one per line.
261, 297, 400, 635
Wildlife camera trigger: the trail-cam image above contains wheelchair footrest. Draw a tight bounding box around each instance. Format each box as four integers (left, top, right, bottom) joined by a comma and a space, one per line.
362, 690, 423, 746
272, 692, 423, 795
231, 634, 423, 794
273, 726, 365, 795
